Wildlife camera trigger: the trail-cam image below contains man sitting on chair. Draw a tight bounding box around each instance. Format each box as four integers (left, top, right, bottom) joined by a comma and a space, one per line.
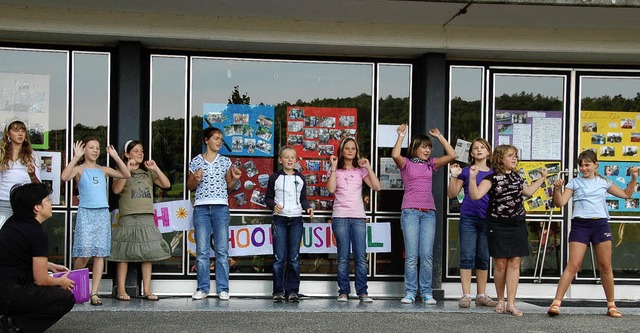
0, 183, 75, 333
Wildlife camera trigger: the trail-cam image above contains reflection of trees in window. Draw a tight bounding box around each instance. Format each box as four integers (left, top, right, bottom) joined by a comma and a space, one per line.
450, 97, 481, 143
152, 117, 185, 200
379, 95, 409, 125
495, 92, 563, 111
581, 93, 640, 111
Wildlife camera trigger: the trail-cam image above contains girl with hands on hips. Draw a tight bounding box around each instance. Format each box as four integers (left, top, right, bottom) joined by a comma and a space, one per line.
327, 138, 381, 303
60, 136, 131, 306
547, 151, 638, 318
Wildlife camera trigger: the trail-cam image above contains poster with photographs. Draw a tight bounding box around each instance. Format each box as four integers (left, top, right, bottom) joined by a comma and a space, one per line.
494, 110, 563, 161
517, 161, 562, 213
34, 151, 61, 204
379, 157, 403, 190
228, 157, 274, 210
598, 161, 640, 212
0, 73, 50, 149
579, 110, 640, 162
286, 106, 358, 211
203, 103, 275, 157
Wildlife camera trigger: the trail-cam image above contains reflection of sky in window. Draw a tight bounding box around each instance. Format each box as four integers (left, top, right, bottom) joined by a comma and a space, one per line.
581, 77, 640, 99
450, 67, 483, 101
190, 59, 373, 112
379, 64, 411, 99
495, 75, 565, 100
73, 52, 109, 128
151, 56, 187, 121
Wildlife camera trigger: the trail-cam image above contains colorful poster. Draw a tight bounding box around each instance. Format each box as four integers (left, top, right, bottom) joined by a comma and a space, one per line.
203, 103, 275, 157
494, 110, 563, 160
0, 73, 50, 149
111, 199, 193, 233
517, 161, 563, 212
286, 106, 358, 210
579, 110, 640, 161
227, 157, 273, 210
599, 162, 640, 212
186, 222, 392, 257
34, 151, 61, 205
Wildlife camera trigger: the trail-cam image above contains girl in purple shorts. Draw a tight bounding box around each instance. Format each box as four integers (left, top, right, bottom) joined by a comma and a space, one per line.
547, 150, 638, 318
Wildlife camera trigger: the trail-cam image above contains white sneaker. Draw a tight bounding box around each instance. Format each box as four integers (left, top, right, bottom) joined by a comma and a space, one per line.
192, 290, 208, 300
218, 291, 230, 300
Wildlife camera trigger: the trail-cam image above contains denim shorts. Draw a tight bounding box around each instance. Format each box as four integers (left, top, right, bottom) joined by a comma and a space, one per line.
568, 218, 612, 245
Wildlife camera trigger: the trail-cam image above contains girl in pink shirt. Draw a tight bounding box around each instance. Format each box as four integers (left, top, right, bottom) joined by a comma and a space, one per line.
391, 124, 456, 304
327, 138, 381, 302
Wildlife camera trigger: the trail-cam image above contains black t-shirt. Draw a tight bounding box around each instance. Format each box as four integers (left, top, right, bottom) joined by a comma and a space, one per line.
0, 216, 48, 283
484, 172, 525, 220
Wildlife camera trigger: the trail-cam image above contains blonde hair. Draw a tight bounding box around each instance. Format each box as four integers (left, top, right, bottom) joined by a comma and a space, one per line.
491, 145, 518, 174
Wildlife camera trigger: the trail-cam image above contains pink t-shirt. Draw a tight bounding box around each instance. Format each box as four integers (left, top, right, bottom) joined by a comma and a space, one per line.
331, 167, 369, 218
400, 157, 437, 210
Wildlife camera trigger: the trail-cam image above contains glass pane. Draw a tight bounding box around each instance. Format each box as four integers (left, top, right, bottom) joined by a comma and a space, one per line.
448, 66, 484, 214
0, 48, 68, 206
71, 52, 110, 206
578, 76, 640, 218
150, 55, 188, 274
492, 73, 565, 161
43, 212, 67, 266
374, 217, 403, 276
520, 220, 563, 279
447, 219, 460, 277
376, 64, 411, 212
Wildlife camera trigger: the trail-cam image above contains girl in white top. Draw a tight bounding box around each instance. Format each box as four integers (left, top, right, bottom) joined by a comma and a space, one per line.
547, 150, 638, 318
0, 120, 41, 228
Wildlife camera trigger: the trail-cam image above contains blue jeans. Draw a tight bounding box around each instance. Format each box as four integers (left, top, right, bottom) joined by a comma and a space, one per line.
193, 205, 230, 294
332, 218, 368, 296
400, 209, 436, 297
271, 215, 303, 296
459, 214, 490, 270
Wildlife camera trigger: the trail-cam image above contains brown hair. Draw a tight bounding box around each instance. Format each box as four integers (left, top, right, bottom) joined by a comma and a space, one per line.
0, 120, 35, 170
408, 134, 432, 159
337, 138, 361, 169
468, 138, 492, 167
122, 139, 147, 171
491, 144, 518, 174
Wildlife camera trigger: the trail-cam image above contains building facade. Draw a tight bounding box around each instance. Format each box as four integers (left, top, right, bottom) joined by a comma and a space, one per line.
1, 0, 639, 299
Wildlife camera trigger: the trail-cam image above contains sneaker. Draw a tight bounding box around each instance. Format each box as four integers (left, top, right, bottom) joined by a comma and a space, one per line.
459, 295, 472, 308
191, 290, 208, 300
475, 295, 498, 307
218, 291, 230, 300
0, 314, 18, 333
400, 295, 415, 304
337, 294, 348, 302
287, 293, 300, 303
359, 294, 374, 303
422, 295, 437, 305
273, 294, 285, 303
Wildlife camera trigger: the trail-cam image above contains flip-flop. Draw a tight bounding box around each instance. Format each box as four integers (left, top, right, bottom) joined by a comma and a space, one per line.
607, 305, 622, 318
144, 294, 160, 301
547, 303, 560, 316
116, 294, 131, 301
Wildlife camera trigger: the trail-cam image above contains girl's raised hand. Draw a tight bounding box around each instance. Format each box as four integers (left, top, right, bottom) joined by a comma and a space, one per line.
144, 160, 158, 171
106, 145, 118, 158
231, 166, 242, 180
553, 179, 565, 188
450, 163, 462, 177
329, 155, 338, 169
429, 128, 442, 137
27, 162, 36, 175
629, 166, 639, 178
397, 124, 408, 136
469, 165, 479, 177
73, 141, 85, 157
358, 158, 371, 169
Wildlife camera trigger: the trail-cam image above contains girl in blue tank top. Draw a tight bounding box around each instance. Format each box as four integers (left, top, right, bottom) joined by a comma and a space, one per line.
61, 136, 130, 306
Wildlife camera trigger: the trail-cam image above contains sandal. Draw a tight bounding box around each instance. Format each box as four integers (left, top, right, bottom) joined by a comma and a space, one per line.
90, 293, 103, 306
116, 294, 131, 301
607, 305, 622, 318
506, 304, 523, 317
144, 294, 159, 301
494, 300, 506, 314
547, 304, 560, 317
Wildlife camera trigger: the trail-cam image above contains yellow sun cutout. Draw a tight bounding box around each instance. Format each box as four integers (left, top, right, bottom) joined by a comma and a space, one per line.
176, 207, 188, 219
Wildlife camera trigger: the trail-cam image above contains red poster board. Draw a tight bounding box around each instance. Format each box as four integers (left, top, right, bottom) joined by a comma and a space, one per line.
286, 106, 358, 211
228, 157, 274, 210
